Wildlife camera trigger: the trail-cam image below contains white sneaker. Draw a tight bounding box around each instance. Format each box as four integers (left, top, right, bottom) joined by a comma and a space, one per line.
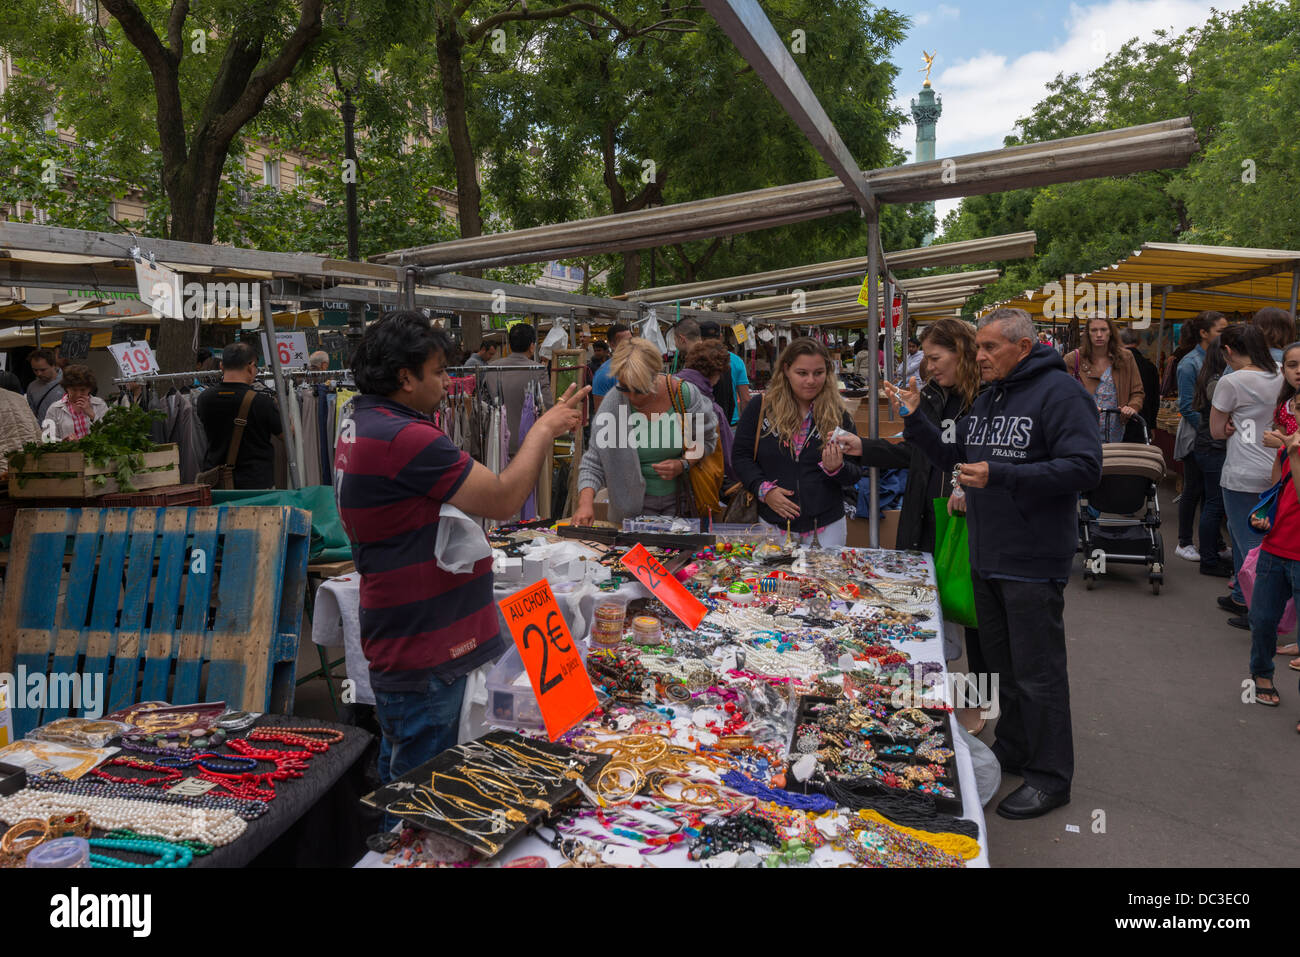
1175, 544, 1200, 561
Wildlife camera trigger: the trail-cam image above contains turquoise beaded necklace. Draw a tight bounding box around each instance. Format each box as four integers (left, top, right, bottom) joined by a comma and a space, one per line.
88, 836, 194, 868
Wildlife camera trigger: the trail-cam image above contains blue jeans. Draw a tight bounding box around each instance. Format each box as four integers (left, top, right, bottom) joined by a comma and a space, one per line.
1197, 448, 1227, 568
1223, 488, 1267, 604
1248, 550, 1300, 682
374, 673, 468, 786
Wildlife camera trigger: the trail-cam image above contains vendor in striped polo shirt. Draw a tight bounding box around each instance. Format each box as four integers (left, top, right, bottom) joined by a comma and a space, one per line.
335, 311, 588, 784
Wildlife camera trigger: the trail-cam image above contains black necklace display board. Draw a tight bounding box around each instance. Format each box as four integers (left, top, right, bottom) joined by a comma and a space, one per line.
361, 731, 610, 857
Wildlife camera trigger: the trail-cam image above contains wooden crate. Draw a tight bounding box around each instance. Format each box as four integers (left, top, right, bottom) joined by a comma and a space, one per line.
0, 506, 312, 737
8, 444, 180, 499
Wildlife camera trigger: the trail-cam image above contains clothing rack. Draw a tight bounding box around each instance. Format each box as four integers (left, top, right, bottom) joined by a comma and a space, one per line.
112, 369, 227, 387
288, 368, 355, 382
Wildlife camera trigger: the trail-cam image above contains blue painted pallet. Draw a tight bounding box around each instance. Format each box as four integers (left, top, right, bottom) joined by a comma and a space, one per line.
0, 506, 311, 739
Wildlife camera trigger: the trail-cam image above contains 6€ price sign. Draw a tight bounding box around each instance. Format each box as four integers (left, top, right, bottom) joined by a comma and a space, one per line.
107, 340, 158, 378
498, 580, 597, 740
620, 543, 707, 629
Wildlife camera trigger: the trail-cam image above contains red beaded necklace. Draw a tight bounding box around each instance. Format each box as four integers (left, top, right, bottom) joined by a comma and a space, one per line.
91, 756, 184, 787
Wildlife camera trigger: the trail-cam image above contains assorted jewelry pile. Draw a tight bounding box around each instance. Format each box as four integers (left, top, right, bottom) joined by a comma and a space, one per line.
0, 714, 346, 867
372, 530, 979, 869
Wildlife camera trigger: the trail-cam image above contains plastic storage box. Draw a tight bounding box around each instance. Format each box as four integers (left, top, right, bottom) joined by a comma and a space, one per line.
485, 639, 591, 731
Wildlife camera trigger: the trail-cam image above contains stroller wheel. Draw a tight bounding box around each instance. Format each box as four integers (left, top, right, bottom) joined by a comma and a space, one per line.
1084, 573, 1095, 591
1150, 578, 1161, 595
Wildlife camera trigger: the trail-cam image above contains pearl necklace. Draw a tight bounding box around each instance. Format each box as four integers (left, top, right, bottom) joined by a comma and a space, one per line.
0, 789, 247, 846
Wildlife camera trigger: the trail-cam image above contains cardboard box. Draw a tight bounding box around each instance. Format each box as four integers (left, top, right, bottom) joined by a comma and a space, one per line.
846, 510, 900, 549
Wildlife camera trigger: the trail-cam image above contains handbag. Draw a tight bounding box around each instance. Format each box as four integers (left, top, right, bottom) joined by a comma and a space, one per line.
1248, 473, 1288, 532
720, 399, 764, 524
932, 498, 978, 628
197, 388, 257, 490
667, 377, 725, 519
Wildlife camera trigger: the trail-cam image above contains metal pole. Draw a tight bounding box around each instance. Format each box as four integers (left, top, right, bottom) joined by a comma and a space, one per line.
33, 319, 41, 349
866, 221, 881, 549
1157, 289, 1167, 376
883, 277, 896, 390
261, 287, 301, 490
403, 267, 417, 311
1289, 270, 1299, 319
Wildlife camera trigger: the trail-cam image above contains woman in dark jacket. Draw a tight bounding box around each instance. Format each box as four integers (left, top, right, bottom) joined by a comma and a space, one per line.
733, 337, 860, 547
850, 319, 983, 553
840, 319, 986, 729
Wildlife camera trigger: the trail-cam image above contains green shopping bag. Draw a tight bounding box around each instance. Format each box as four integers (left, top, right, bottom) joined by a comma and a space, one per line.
932, 498, 978, 628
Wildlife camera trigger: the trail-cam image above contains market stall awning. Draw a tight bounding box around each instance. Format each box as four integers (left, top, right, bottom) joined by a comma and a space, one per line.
623, 235, 1035, 305
978, 243, 1300, 322
374, 118, 1194, 272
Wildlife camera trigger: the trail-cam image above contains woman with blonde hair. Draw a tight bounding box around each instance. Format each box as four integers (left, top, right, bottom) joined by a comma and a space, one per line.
732, 337, 860, 547
1063, 316, 1144, 442
572, 338, 718, 526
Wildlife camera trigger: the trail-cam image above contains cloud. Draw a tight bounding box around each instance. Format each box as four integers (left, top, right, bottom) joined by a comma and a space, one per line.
893, 0, 1251, 159
912, 5, 961, 27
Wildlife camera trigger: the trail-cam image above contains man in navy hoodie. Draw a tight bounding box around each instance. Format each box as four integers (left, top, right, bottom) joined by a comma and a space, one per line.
888, 308, 1102, 820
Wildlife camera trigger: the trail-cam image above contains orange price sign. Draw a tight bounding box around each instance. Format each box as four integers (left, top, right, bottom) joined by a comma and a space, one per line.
620, 543, 707, 629
498, 580, 597, 741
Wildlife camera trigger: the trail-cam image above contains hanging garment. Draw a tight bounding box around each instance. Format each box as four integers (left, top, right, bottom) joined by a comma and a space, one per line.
299, 386, 322, 487
318, 386, 333, 484
518, 389, 538, 520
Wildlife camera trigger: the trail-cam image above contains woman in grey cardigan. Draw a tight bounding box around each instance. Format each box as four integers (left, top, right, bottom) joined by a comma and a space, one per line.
572, 338, 718, 526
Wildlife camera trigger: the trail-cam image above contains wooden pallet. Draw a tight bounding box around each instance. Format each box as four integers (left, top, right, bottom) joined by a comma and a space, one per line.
0, 506, 311, 737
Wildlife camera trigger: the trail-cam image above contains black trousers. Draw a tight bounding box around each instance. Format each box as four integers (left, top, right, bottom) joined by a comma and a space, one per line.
973, 573, 1073, 796
1177, 451, 1205, 547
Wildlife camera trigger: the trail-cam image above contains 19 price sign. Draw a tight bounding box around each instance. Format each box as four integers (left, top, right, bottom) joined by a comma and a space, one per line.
107, 340, 158, 378
498, 580, 597, 740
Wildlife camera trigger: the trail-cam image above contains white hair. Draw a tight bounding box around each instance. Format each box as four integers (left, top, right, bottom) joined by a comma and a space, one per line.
979, 308, 1035, 344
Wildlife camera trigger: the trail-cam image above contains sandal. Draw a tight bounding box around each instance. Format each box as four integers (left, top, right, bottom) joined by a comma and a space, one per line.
1278, 644, 1300, 657
1252, 677, 1281, 707
1289, 657, 1300, 673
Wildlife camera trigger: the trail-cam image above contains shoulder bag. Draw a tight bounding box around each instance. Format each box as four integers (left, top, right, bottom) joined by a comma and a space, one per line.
720, 399, 764, 525
197, 388, 257, 490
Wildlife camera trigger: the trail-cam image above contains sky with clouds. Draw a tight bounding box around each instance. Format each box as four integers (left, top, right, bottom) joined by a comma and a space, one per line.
883, 0, 1252, 228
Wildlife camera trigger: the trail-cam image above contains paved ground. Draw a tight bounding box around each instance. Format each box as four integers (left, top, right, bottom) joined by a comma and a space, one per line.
293, 482, 1300, 867
974, 483, 1300, 867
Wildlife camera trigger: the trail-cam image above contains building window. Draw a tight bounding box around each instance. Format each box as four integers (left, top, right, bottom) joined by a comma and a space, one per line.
263, 159, 280, 189
549, 262, 566, 278
77, 0, 97, 24
569, 267, 584, 281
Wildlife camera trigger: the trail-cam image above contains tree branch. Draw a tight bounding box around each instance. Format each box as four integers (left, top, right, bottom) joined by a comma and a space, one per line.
100, 0, 185, 165
166, 0, 189, 60
210, 0, 325, 143
468, 3, 634, 43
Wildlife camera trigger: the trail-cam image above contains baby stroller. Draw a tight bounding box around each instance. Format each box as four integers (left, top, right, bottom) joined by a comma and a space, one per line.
1079, 409, 1166, 594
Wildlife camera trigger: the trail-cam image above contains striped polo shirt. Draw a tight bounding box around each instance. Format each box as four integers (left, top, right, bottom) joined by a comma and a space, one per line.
334, 395, 503, 692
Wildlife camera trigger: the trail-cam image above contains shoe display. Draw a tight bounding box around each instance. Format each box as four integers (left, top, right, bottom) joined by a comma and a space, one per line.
1174, 544, 1200, 562
995, 783, 1071, 820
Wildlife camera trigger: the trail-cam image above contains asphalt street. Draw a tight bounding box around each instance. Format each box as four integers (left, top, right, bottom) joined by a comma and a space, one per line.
973, 484, 1300, 867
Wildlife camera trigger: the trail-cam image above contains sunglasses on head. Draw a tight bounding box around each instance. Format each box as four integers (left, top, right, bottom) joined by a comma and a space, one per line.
616, 375, 659, 395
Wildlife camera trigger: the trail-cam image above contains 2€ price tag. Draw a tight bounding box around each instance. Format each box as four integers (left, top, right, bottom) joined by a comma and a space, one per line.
107, 340, 158, 378
498, 580, 597, 741
619, 543, 707, 629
